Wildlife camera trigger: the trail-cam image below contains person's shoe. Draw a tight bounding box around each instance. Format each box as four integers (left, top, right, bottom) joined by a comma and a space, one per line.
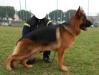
43, 58, 51, 63
26, 58, 36, 65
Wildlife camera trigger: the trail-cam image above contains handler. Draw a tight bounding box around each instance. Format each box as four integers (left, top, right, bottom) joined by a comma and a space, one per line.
22, 14, 52, 64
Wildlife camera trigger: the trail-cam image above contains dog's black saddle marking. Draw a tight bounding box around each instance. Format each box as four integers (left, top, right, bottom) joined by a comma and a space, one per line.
22, 26, 57, 45
20, 22, 69, 45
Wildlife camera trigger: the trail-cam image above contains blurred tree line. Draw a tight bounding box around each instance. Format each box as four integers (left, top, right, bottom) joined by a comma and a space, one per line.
17, 10, 32, 21
0, 6, 76, 23
48, 9, 76, 23
0, 6, 15, 21
0, 6, 32, 22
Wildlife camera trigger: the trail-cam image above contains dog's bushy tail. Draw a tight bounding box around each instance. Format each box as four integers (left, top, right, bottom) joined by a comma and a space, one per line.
5, 54, 15, 71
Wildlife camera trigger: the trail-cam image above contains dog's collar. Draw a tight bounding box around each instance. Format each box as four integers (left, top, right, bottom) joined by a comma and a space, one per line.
63, 26, 74, 36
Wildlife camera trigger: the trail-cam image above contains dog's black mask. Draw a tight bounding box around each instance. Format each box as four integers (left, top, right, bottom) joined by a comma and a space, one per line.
80, 15, 92, 31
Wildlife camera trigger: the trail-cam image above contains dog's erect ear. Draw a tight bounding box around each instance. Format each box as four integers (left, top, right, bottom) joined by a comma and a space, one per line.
75, 6, 82, 19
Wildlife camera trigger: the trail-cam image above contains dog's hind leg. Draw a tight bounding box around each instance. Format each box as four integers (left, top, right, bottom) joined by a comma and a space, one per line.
5, 53, 32, 71
58, 48, 68, 72
5, 41, 40, 71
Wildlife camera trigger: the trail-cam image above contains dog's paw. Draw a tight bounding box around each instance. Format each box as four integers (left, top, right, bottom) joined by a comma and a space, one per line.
60, 65, 68, 72
6, 66, 12, 71
26, 64, 33, 68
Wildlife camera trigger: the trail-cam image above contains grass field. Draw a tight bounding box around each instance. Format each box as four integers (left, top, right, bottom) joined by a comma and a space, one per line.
0, 26, 99, 75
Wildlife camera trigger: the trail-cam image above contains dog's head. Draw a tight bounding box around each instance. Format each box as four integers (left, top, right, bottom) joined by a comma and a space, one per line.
74, 7, 92, 31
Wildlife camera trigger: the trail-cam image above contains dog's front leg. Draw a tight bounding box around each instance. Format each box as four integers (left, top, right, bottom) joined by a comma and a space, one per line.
58, 48, 68, 72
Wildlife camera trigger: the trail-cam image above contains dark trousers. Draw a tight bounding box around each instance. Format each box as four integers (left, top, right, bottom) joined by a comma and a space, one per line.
43, 51, 50, 59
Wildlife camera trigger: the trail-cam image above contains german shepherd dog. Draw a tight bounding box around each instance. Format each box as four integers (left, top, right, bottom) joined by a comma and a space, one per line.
5, 7, 92, 71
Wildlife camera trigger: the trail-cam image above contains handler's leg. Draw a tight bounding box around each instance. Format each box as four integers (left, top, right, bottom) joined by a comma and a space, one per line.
43, 51, 51, 63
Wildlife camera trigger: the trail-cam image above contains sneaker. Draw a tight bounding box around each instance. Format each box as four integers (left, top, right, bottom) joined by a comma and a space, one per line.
43, 58, 51, 63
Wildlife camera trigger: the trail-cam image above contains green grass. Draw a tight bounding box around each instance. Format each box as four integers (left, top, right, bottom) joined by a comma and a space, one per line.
0, 26, 99, 75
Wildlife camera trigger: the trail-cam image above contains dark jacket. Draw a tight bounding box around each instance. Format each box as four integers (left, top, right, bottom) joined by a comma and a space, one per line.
22, 16, 52, 36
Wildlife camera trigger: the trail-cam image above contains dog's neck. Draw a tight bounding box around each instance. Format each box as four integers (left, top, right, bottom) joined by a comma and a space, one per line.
64, 24, 81, 36
69, 20, 81, 36
63, 25, 75, 36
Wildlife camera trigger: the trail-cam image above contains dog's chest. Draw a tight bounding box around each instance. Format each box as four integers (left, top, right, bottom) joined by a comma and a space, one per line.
60, 30, 75, 48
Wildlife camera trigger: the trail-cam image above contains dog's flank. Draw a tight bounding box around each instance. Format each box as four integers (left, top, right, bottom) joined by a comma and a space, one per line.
5, 7, 92, 71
